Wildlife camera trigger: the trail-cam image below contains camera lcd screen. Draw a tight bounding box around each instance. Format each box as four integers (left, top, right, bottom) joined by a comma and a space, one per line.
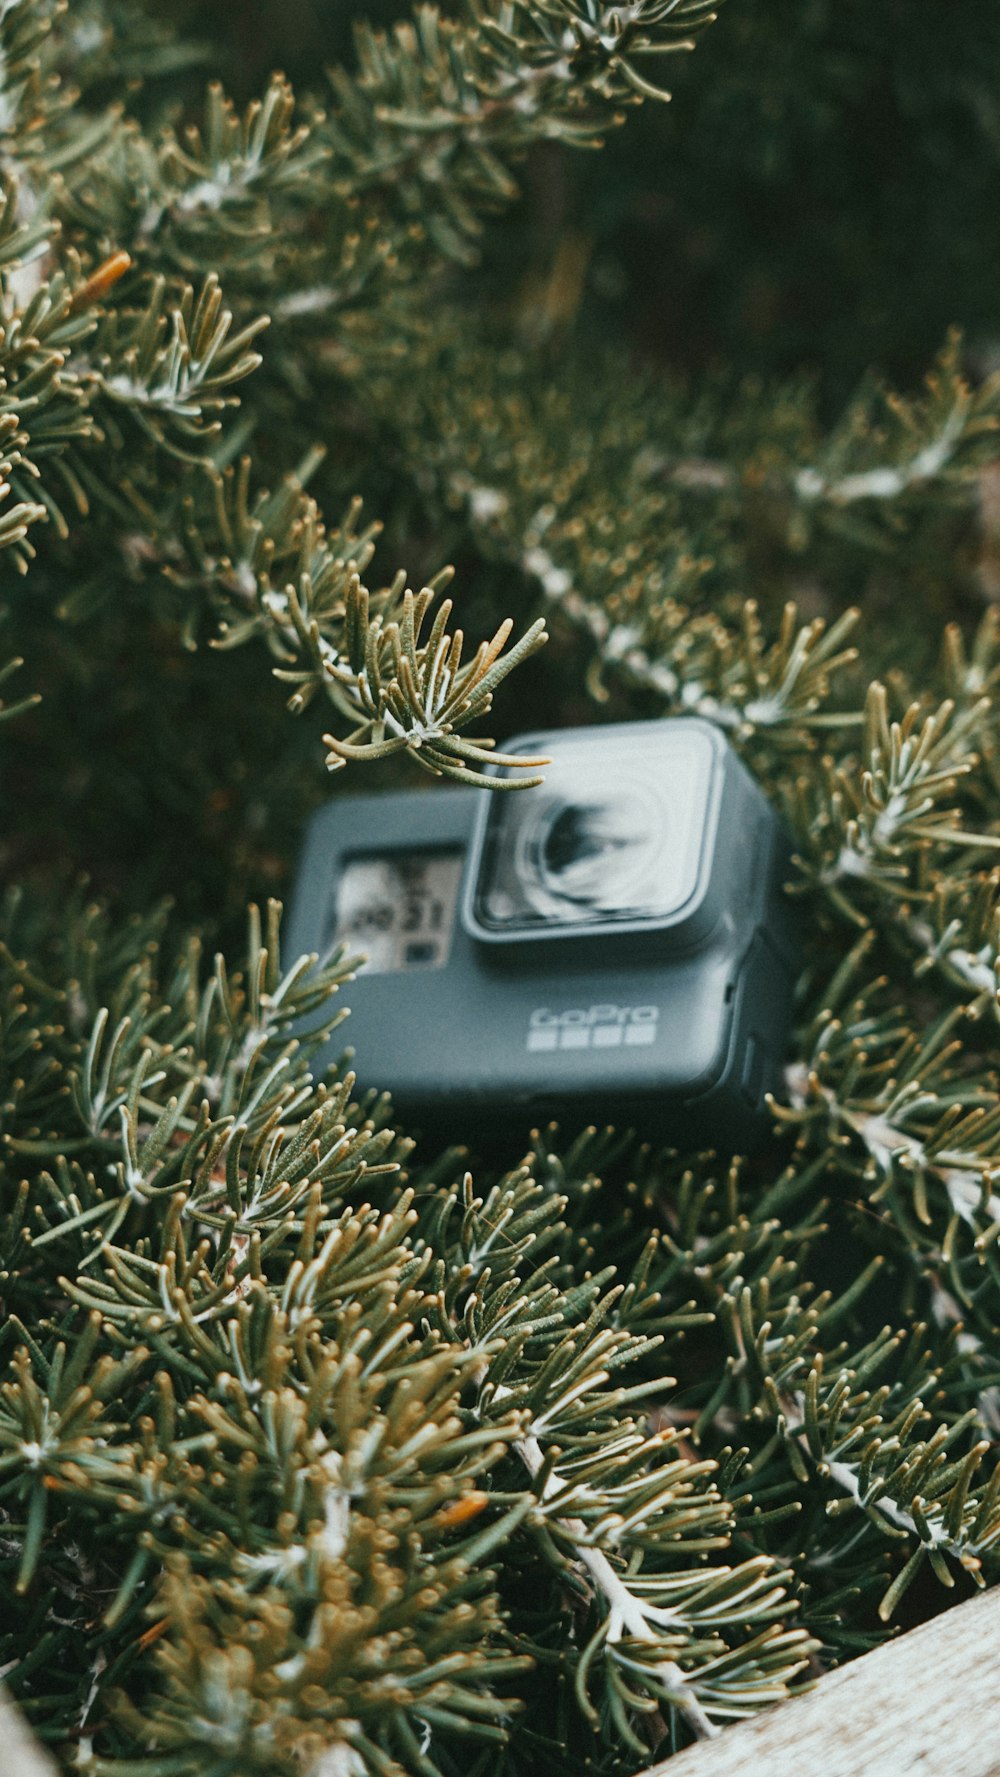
333, 849, 464, 974
472, 725, 716, 933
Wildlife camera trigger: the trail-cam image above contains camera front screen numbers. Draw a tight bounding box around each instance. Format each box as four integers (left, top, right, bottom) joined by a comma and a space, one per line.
333, 849, 464, 975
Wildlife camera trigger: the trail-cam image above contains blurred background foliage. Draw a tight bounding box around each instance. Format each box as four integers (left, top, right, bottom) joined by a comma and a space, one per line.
6, 0, 1000, 932
167, 0, 1000, 396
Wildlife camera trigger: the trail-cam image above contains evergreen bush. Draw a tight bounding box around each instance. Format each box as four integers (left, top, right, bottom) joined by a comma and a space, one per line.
3, 3, 1000, 1772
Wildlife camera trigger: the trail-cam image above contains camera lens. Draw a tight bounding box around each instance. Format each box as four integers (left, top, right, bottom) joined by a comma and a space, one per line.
519, 779, 666, 919
472, 724, 717, 936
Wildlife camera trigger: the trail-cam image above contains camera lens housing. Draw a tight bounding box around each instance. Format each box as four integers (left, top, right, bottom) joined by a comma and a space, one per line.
288, 718, 798, 1152
466, 721, 719, 943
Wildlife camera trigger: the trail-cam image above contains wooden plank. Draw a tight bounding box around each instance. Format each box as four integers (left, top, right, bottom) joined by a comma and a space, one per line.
0, 1687, 58, 1777
642, 1586, 1000, 1777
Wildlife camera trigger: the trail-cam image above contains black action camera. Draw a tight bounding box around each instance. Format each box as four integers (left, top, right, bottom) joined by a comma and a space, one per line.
287, 718, 798, 1150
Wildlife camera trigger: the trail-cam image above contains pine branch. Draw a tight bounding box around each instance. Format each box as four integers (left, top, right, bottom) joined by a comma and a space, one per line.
40, 2, 724, 333
150, 77, 324, 240
324, 1, 721, 263
793, 334, 998, 511
417, 1170, 814, 1749
357, 324, 1000, 729
716, 1280, 1000, 1618
319, 583, 549, 786
901, 869, 1000, 1016
788, 682, 1000, 925
94, 274, 266, 457
642, 1147, 1000, 1628
169, 458, 550, 786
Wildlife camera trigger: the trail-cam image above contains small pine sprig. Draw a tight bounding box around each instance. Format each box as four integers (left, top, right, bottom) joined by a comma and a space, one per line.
172, 458, 550, 787
94, 273, 267, 460
0, 1325, 150, 1596
0, 244, 266, 555
901, 869, 1000, 1018
792, 331, 1000, 522
149, 77, 325, 257
787, 682, 1000, 926
600, 598, 862, 746
0, 0, 72, 184
778, 962, 1000, 1310
319, 580, 548, 787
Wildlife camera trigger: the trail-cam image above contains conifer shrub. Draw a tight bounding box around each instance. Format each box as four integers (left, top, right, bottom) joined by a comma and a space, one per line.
3, 4, 1000, 1772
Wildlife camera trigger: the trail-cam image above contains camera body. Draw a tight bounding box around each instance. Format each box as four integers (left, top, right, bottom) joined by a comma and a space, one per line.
287, 718, 797, 1150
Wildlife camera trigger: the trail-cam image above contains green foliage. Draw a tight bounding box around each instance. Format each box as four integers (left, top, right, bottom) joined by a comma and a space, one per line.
3, 0, 1000, 1773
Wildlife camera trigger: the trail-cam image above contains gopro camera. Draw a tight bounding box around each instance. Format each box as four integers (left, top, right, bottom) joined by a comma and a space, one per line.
287, 719, 797, 1150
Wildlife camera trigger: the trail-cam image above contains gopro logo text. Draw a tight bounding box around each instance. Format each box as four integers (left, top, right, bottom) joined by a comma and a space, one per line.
526, 1004, 659, 1052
